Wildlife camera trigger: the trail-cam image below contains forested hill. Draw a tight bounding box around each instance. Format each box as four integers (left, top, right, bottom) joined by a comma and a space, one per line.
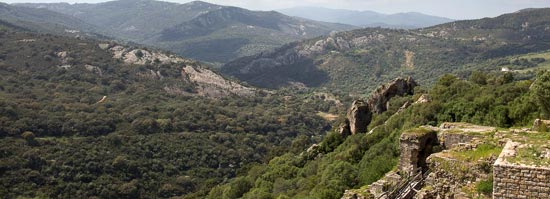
0, 27, 342, 198
0, 2, 104, 38
16, 0, 356, 64
221, 8, 550, 95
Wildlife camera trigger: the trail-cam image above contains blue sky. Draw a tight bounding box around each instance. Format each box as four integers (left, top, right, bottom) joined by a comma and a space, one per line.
3, 0, 550, 19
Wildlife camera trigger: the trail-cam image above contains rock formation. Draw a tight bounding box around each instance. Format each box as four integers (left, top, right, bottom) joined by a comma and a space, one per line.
346, 100, 373, 135
180, 65, 255, 97
338, 77, 417, 137
368, 77, 418, 114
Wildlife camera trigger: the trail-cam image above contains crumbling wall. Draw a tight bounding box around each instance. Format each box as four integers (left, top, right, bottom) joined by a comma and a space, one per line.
493, 142, 550, 199
398, 128, 439, 175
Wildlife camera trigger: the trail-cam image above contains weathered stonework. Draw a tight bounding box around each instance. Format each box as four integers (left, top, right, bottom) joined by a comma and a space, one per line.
440, 132, 478, 149
493, 141, 550, 199
438, 122, 495, 149
399, 128, 439, 176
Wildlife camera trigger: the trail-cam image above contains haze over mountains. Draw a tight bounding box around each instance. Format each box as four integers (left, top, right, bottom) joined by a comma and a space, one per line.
279, 6, 455, 29
15, 0, 356, 64
1, 0, 550, 199
0, 2, 104, 38
222, 8, 550, 94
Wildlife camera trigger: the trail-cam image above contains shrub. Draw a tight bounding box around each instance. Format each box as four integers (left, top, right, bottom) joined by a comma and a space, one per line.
476, 177, 493, 195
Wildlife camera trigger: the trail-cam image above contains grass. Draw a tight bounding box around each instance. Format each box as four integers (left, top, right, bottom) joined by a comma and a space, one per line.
402, 127, 436, 136
452, 143, 502, 162
501, 51, 550, 73
508, 145, 550, 167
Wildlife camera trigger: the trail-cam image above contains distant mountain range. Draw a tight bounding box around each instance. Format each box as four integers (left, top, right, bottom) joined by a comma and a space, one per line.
15, 0, 356, 64
278, 6, 454, 29
0, 2, 106, 38
222, 8, 550, 94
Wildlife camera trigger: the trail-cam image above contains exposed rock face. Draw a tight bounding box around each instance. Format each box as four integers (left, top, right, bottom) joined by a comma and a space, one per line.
180, 65, 255, 97
338, 121, 351, 137
368, 77, 418, 114
415, 94, 431, 104
346, 100, 373, 135
107, 45, 187, 65
101, 43, 255, 98
338, 78, 417, 137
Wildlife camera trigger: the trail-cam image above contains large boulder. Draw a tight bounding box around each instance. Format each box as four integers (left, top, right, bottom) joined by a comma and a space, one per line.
346, 100, 372, 135
368, 77, 418, 114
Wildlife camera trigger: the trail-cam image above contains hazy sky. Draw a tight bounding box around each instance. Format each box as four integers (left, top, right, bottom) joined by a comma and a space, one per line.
3, 0, 550, 20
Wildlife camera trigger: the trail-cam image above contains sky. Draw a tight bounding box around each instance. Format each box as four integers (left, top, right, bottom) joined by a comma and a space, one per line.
3, 0, 550, 20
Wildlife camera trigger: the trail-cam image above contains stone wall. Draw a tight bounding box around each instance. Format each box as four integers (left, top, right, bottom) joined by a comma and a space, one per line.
493, 142, 550, 199
398, 128, 438, 175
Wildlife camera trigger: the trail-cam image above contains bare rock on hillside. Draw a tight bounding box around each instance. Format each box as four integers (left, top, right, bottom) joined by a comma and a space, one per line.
368, 77, 418, 114
346, 100, 373, 135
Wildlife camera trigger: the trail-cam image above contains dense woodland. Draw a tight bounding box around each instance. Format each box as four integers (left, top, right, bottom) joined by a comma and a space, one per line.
1, 5, 550, 199
0, 28, 344, 198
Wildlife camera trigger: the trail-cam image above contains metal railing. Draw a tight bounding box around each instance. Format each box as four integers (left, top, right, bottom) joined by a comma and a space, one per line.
377, 168, 430, 199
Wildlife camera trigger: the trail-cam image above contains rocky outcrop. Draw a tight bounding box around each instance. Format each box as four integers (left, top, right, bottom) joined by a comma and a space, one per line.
368, 77, 418, 114
346, 100, 373, 135
338, 78, 417, 137
180, 65, 255, 97
338, 121, 352, 137
101, 43, 255, 98
414, 94, 431, 104
103, 44, 187, 65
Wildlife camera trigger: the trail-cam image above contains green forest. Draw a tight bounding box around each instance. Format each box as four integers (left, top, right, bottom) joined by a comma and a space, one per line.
1, 3, 550, 199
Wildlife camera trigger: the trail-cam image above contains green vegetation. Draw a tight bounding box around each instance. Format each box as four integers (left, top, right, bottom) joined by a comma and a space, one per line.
15, 1, 354, 64
476, 177, 493, 196
222, 8, 550, 95
452, 143, 502, 162
209, 71, 544, 198
2, 5, 550, 199
0, 30, 343, 198
532, 70, 550, 119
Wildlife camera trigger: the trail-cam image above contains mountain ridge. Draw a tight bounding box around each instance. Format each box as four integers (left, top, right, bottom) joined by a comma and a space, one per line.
278, 6, 454, 29
16, 0, 356, 64
221, 8, 550, 95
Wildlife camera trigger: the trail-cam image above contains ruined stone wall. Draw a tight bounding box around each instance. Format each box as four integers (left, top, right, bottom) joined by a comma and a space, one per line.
440, 133, 477, 149
493, 141, 550, 199
493, 163, 550, 199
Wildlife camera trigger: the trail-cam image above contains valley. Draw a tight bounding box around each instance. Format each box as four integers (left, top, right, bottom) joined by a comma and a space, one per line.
1, 1, 550, 199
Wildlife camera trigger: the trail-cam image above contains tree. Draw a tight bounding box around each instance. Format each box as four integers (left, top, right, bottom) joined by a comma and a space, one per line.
532, 71, 550, 119
21, 131, 38, 146
469, 71, 487, 85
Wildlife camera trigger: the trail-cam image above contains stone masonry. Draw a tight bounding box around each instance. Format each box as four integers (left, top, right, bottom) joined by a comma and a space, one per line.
493, 142, 550, 199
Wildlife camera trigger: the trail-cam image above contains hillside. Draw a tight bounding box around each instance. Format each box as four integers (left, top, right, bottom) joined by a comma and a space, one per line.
221, 8, 550, 95
208, 71, 550, 199
17, 0, 356, 64
0, 27, 341, 198
279, 7, 454, 29
0, 2, 103, 38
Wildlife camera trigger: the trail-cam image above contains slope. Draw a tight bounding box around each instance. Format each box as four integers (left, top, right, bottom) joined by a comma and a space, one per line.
279, 6, 454, 29
207, 71, 546, 199
221, 8, 550, 95
17, 0, 356, 64
0, 27, 339, 198
0, 2, 102, 38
